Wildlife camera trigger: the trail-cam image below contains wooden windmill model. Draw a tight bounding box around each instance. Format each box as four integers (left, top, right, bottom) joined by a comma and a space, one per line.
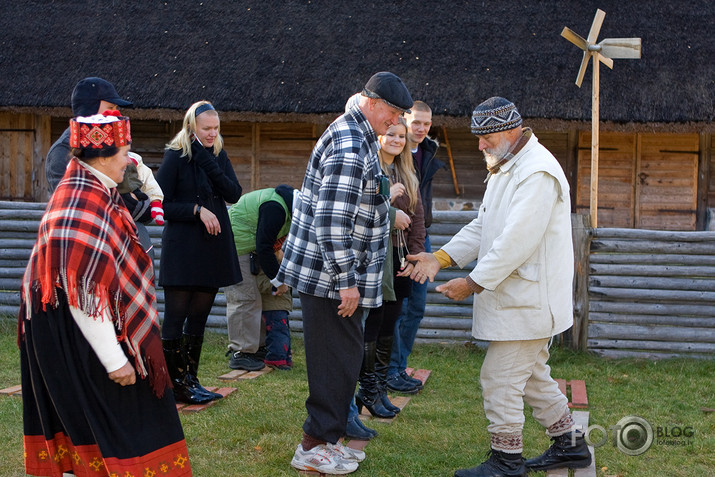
561, 9, 641, 227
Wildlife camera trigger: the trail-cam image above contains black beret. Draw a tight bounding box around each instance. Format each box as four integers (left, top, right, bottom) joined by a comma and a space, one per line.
362, 72, 413, 113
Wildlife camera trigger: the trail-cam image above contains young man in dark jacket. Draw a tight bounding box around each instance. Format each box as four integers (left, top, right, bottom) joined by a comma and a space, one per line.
388, 100, 446, 393
45, 77, 133, 192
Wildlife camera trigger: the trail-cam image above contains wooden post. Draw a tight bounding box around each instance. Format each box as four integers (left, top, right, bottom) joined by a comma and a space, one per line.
441, 126, 460, 195
590, 53, 600, 228
251, 124, 260, 190
571, 213, 592, 351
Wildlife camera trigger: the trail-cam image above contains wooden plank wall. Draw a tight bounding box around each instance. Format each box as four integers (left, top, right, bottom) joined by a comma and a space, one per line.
1, 112, 709, 231
588, 227, 715, 359
415, 127, 573, 206
577, 132, 637, 228
577, 132, 701, 231
0, 112, 49, 200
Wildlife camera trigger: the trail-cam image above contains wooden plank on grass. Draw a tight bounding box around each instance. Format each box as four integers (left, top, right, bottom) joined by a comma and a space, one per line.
411, 369, 431, 385
237, 367, 273, 379
0, 385, 21, 396
556, 379, 589, 409
572, 411, 596, 477
546, 465, 569, 476
569, 380, 588, 409
218, 369, 249, 381
343, 438, 368, 452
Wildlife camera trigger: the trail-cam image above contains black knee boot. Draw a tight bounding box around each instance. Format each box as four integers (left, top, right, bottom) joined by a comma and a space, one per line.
375, 334, 400, 414
162, 338, 213, 405
355, 341, 395, 418
183, 334, 222, 401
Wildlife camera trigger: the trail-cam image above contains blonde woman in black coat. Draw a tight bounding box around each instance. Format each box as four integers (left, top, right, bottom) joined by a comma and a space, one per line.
157, 100, 242, 404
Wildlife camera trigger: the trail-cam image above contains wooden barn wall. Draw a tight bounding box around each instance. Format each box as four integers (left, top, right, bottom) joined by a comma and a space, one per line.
415, 127, 574, 207
0, 114, 705, 230
576, 131, 701, 231
1, 112, 50, 200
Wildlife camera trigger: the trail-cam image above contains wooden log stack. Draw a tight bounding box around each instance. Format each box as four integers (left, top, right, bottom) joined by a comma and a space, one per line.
3, 200, 714, 358
588, 227, 715, 359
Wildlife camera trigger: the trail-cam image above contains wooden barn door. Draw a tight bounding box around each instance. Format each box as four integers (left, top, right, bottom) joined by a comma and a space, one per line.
576, 132, 699, 230
635, 134, 699, 230
0, 112, 49, 201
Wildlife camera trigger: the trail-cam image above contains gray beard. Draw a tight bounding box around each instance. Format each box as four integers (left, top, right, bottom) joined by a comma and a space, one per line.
482, 140, 512, 167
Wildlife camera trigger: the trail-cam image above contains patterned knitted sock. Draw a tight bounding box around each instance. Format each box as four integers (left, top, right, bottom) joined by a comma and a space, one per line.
491, 432, 523, 454
546, 411, 576, 437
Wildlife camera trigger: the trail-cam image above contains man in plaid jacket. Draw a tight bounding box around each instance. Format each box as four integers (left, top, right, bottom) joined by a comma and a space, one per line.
279, 72, 413, 475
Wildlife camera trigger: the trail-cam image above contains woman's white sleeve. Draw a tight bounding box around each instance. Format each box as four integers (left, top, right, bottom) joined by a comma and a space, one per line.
69, 305, 129, 373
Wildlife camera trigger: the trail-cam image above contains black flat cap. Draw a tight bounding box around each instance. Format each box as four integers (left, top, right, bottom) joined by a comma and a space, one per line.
362, 72, 413, 113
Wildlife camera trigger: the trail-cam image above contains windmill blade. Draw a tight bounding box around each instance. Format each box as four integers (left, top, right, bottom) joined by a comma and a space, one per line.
561, 27, 588, 50
597, 53, 614, 69
575, 51, 592, 87
599, 38, 642, 59
587, 9, 606, 44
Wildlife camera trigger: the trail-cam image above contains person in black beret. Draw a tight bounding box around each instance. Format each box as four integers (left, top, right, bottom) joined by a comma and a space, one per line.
278, 72, 412, 474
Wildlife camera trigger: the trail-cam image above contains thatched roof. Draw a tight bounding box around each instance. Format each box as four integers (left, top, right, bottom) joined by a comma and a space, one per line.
0, 1, 712, 127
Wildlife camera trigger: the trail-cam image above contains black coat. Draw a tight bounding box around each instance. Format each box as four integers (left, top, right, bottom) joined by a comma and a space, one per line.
156, 145, 242, 288
414, 136, 445, 229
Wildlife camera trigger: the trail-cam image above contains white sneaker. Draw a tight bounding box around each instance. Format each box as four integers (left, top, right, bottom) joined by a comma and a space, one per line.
327, 441, 366, 463
290, 444, 359, 474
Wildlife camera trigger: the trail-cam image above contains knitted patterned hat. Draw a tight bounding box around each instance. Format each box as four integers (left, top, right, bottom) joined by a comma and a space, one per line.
470, 97, 522, 135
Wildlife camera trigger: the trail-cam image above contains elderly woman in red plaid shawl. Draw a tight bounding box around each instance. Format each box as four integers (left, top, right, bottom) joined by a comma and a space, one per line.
18, 111, 192, 476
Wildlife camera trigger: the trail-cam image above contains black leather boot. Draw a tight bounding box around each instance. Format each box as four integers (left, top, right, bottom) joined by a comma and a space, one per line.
163, 338, 213, 405
375, 334, 400, 414
454, 450, 527, 477
355, 341, 396, 418
524, 431, 592, 472
183, 334, 222, 401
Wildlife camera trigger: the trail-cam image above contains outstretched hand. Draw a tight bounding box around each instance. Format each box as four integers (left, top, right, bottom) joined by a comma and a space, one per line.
407, 252, 441, 284
436, 278, 474, 301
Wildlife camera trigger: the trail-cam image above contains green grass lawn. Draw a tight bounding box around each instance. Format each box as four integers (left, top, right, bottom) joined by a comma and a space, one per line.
0, 316, 712, 476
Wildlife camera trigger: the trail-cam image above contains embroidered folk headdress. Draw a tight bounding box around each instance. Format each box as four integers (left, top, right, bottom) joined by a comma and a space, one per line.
69, 110, 132, 151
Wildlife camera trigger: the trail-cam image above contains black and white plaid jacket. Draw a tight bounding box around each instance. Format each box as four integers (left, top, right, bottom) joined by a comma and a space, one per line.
276, 105, 390, 308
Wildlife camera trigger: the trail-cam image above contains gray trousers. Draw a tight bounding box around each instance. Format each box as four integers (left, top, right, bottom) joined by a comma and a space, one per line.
225, 253, 265, 353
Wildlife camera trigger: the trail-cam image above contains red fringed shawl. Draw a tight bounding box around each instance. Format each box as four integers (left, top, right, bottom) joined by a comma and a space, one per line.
20, 158, 170, 397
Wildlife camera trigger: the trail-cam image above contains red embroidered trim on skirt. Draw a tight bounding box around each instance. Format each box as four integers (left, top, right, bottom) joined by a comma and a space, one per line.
24, 432, 192, 476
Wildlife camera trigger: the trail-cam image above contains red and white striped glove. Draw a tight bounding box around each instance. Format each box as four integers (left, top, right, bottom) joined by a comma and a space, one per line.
150, 200, 164, 225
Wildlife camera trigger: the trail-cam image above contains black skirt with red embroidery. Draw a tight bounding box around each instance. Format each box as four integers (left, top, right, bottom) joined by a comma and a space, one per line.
19, 292, 192, 476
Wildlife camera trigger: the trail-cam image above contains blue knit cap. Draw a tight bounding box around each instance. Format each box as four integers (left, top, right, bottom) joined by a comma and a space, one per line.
471, 97, 522, 135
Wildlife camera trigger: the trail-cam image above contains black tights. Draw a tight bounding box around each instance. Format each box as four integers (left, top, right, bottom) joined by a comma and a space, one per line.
161, 286, 218, 340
